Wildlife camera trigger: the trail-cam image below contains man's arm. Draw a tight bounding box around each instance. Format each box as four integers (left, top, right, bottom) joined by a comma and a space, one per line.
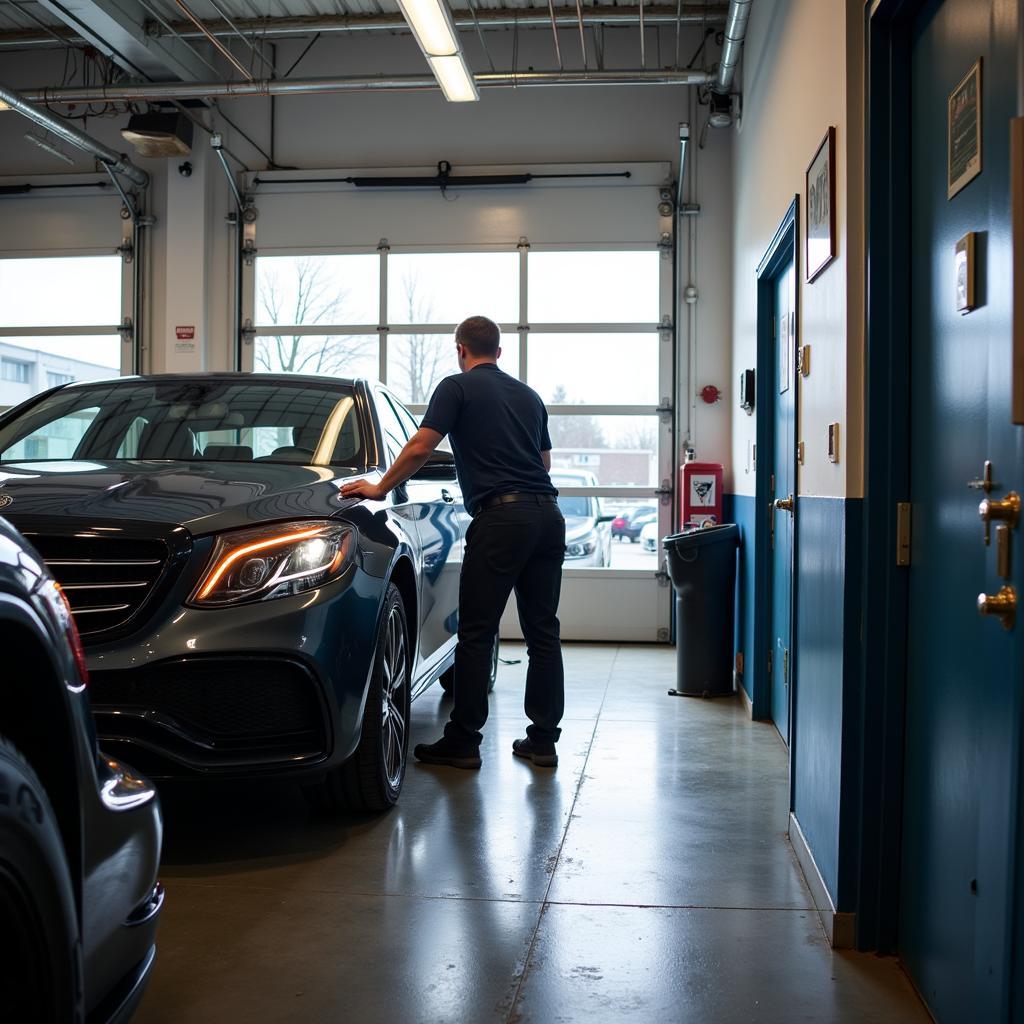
542, 449, 552, 472
341, 427, 444, 502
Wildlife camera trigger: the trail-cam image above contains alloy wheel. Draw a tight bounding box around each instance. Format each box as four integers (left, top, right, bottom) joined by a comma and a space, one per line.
380, 605, 408, 789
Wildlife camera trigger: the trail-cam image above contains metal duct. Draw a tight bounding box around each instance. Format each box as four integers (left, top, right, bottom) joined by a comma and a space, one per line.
23, 68, 710, 104
0, 5, 730, 48
714, 0, 752, 94
0, 81, 149, 187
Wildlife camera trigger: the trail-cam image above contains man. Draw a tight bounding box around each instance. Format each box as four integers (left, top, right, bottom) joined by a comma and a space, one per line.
341, 315, 565, 770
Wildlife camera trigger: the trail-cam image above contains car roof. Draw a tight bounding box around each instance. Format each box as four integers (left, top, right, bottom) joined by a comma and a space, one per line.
58, 372, 371, 390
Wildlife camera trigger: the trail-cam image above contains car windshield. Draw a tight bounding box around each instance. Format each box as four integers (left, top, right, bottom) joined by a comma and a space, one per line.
0, 378, 365, 466
557, 496, 594, 518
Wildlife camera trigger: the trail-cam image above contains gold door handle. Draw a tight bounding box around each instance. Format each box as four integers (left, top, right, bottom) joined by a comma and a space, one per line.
773, 495, 794, 514
979, 491, 1020, 545
978, 585, 1017, 630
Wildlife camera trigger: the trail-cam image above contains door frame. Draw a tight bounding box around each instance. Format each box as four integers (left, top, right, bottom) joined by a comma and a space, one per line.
753, 197, 800, 764
858, 0, 927, 956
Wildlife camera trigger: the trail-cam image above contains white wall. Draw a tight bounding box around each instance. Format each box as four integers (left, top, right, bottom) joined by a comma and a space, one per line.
729, 0, 864, 499
0, 26, 735, 476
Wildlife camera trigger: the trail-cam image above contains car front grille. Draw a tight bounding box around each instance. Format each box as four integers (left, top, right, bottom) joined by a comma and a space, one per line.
88, 658, 329, 775
21, 532, 170, 640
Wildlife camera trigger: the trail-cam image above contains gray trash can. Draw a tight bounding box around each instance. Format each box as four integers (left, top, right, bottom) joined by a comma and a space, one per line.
663, 523, 739, 697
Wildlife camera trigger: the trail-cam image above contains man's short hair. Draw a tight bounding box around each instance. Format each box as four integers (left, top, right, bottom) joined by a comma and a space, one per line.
456, 316, 501, 358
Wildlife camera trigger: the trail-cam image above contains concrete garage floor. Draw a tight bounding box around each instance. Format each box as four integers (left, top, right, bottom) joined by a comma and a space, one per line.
135, 644, 928, 1023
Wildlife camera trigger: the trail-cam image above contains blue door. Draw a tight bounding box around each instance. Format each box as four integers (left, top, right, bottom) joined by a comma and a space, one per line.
900, 2, 1023, 1017
769, 262, 796, 744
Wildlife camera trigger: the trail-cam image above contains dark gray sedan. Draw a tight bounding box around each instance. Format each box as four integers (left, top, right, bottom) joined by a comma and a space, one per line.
0, 373, 474, 811
0, 516, 162, 1023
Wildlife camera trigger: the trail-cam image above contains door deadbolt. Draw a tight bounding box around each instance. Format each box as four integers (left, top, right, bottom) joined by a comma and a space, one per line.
979, 491, 1020, 546
978, 585, 1017, 630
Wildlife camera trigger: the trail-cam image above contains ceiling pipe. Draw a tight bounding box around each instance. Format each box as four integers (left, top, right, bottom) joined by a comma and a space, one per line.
713, 0, 751, 94
0, 5, 729, 48
22, 68, 710, 104
0, 80, 149, 187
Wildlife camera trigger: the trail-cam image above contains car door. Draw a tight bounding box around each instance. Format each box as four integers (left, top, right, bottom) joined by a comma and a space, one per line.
379, 390, 463, 672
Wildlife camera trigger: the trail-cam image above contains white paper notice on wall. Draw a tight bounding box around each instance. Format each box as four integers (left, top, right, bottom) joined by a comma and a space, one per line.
690, 475, 716, 507
174, 341, 196, 354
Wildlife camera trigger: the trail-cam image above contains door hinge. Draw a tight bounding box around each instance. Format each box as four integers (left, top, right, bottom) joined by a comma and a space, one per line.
896, 501, 912, 566
655, 478, 673, 507
655, 566, 671, 587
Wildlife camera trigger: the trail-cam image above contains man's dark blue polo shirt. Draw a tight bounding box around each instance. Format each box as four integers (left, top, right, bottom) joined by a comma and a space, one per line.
420, 362, 557, 515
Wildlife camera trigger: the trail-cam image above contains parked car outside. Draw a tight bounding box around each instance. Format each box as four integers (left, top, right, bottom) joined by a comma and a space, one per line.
640, 518, 661, 553
0, 373, 490, 812
0, 516, 162, 1024
610, 506, 643, 541
613, 506, 658, 543
550, 469, 614, 567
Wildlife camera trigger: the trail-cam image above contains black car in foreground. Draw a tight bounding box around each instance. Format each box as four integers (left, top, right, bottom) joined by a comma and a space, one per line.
0, 373, 483, 812
0, 517, 162, 1023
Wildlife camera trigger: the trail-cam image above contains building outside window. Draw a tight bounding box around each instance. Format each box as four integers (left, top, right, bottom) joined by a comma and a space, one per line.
2, 359, 30, 384
46, 371, 76, 388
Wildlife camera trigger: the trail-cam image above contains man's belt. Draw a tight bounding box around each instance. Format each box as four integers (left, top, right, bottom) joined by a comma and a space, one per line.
476, 491, 559, 514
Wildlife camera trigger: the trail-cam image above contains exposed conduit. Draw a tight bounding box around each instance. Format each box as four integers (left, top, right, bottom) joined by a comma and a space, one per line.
714, 0, 752, 94
0, 81, 149, 187
22, 68, 710, 104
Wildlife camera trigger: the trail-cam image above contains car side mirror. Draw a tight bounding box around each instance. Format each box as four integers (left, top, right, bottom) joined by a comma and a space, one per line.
412, 451, 457, 481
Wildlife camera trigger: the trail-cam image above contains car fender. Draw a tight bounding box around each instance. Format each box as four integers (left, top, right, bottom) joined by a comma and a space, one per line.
0, 591, 89, 912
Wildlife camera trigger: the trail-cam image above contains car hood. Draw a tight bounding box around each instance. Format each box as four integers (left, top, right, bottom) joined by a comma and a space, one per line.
0, 460, 363, 535
564, 515, 598, 542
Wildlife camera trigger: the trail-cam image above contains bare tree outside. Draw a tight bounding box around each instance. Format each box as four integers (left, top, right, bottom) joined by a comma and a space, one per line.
390, 273, 455, 403
256, 258, 375, 376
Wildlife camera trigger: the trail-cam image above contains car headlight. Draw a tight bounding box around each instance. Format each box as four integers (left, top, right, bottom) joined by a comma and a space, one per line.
565, 533, 598, 559
189, 520, 355, 607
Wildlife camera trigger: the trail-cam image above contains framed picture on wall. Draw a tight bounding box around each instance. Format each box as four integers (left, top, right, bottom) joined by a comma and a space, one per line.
948, 59, 982, 199
805, 126, 837, 282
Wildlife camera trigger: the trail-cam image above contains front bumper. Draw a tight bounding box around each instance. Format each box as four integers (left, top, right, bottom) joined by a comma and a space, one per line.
85, 563, 384, 780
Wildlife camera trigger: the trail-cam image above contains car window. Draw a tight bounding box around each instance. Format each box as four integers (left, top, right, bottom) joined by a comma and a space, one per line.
375, 390, 408, 463
0, 406, 99, 461
0, 380, 364, 466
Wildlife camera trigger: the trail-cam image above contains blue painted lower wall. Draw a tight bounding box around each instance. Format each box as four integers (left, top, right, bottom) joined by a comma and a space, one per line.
725, 492, 758, 708
726, 491, 862, 908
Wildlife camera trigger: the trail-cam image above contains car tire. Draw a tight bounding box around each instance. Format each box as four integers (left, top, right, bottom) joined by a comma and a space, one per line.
439, 638, 498, 696
305, 584, 411, 813
0, 736, 82, 1024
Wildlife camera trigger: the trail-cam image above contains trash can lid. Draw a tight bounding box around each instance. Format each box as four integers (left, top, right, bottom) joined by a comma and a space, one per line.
663, 523, 738, 551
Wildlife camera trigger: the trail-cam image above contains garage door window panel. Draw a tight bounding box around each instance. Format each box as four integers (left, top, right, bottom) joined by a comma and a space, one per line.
255, 255, 379, 328
387, 253, 519, 325
255, 334, 379, 379
527, 251, 661, 324
528, 334, 659, 405
0, 257, 121, 328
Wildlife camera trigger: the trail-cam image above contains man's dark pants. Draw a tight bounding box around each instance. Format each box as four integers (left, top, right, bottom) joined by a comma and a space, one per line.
444, 497, 566, 749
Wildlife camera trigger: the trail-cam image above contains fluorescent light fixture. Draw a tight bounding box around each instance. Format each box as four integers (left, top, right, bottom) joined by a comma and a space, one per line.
427, 55, 479, 103
395, 0, 459, 57
396, 0, 479, 103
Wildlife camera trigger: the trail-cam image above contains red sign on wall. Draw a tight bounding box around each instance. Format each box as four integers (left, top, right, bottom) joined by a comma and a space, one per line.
175, 325, 195, 340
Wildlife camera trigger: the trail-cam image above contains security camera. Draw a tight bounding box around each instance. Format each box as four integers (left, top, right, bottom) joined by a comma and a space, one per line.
178, 161, 193, 177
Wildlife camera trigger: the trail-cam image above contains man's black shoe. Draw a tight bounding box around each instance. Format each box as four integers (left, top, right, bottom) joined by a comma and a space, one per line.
414, 736, 482, 769
512, 737, 558, 767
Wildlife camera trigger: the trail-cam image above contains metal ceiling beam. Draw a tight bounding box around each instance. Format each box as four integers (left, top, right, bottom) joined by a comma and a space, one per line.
33, 0, 215, 78
22, 67, 710, 102
0, 4, 729, 48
